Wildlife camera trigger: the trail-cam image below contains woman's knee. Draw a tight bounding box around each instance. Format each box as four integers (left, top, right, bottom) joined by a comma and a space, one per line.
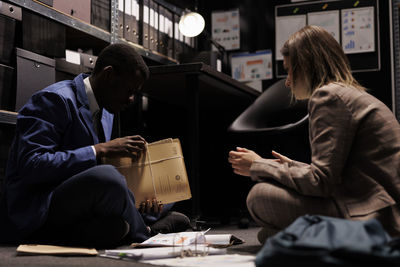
246, 181, 290, 227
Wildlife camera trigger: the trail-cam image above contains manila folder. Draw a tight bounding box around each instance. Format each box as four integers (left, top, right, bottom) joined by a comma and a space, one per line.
104, 138, 191, 208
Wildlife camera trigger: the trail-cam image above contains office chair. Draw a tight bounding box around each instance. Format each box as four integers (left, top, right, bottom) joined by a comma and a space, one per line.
228, 79, 309, 134
227, 79, 310, 228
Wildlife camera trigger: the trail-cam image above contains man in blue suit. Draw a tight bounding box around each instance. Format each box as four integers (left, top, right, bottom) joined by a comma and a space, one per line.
0, 43, 190, 248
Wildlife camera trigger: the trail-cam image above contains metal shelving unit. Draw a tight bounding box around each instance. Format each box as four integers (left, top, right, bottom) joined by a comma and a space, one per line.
7, 0, 178, 64
392, 0, 400, 120
117, 39, 178, 64
0, 0, 179, 124
9, 0, 111, 42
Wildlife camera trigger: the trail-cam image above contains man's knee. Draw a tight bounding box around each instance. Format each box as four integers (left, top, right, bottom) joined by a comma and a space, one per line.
84, 165, 127, 192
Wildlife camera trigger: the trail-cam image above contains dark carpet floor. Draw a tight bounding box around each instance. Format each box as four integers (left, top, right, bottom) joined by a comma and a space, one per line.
0, 223, 263, 267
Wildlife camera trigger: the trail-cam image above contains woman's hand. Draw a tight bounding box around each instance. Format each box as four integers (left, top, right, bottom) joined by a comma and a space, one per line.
271, 150, 292, 165
228, 147, 262, 177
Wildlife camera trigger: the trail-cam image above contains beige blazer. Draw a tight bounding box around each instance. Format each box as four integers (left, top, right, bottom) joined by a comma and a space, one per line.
250, 83, 400, 231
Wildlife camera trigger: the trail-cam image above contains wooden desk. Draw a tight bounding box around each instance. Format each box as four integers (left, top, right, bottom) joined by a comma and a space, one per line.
142, 63, 259, 219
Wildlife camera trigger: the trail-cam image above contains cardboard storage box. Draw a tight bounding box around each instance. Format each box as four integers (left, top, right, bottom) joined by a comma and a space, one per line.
22, 10, 66, 58
53, 0, 91, 24
104, 138, 191, 208
0, 2, 21, 65
34, 0, 53, 6
15, 48, 55, 111
0, 63, 14, 110
91, 0, 110, 32
55, 58, 91, 82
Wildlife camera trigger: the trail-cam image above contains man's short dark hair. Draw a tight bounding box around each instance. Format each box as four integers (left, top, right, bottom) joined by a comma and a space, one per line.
93, 43, 150, 80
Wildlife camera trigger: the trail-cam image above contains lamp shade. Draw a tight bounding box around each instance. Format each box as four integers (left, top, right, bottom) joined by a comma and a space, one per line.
178, 12, 205, 37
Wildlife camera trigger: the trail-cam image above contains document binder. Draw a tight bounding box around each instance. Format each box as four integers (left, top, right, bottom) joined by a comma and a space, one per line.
132, 0, 140, 44
154, 2, 159, 52
149, 0, 157, 51
174, 14, 183, 60
158, 6, 167, 55
124, 0, 134, 42
165, 8, 174, 58
117, 0, 124, 38
142, 0, 150, 49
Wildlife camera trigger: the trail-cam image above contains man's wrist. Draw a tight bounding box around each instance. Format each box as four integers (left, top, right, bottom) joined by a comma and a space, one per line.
93, 143, 105, 158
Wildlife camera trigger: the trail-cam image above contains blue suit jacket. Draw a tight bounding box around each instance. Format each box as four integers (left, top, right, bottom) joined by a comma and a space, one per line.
0, 74, 114, 242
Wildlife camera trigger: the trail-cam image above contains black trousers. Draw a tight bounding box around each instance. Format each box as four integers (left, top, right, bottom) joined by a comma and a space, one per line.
31, 165, 150, 246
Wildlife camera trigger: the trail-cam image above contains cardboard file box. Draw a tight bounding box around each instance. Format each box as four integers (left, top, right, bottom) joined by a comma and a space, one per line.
91, 0, 110, 32
34, 0, 53, 6
22, 10, 66, 58
55, 58, 91, 82
80, 53, 98, 69
15, 48, 55, 111
0, 15, 16, 65
0, 2, 21, 65
0, 63, 14, 110
104, 138, 191, 208
53, 0, 91, 24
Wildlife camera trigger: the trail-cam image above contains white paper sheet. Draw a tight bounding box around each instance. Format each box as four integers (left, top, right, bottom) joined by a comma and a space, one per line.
341, 6, 375, 54
102, 245, 226, 261
308, 10, 340, 44
211, 9, 240, 51
141, 254, 256, 267
275, 15, 306, 60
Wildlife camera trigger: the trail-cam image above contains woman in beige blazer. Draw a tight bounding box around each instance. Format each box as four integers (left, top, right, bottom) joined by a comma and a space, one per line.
228, 25, 400, 243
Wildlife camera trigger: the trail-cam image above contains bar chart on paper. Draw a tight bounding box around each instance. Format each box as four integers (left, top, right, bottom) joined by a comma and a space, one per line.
345, 40, 355, 50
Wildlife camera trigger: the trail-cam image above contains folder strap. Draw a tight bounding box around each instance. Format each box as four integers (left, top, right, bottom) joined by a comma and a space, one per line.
146, 143, 158, 200
116, 155, 183, 168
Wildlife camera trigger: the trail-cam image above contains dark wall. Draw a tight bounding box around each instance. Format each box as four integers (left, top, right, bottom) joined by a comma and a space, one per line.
193, 0, 392, 221
128, 0, 393, 222
197, 0, 393, 108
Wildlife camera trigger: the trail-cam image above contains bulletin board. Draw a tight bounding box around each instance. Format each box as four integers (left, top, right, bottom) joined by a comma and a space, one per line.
275, 0, 380, 77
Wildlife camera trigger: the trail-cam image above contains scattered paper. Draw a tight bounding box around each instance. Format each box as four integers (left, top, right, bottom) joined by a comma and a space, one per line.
131, 230, 244, 248
134, 230, 210, 247
101, 245, 226, 261
141, 254, 256, 267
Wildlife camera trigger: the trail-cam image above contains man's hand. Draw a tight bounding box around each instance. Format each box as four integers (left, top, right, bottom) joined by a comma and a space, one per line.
228, 147, 262, 177
138, 198, 163, 215
94, 135, 147, 159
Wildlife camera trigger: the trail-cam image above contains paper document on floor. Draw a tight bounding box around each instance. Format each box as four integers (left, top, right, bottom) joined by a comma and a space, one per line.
131, 229, 244, 248
141, 254, 256, 267
100, 245, 226, 261
132, 230, 210, 247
